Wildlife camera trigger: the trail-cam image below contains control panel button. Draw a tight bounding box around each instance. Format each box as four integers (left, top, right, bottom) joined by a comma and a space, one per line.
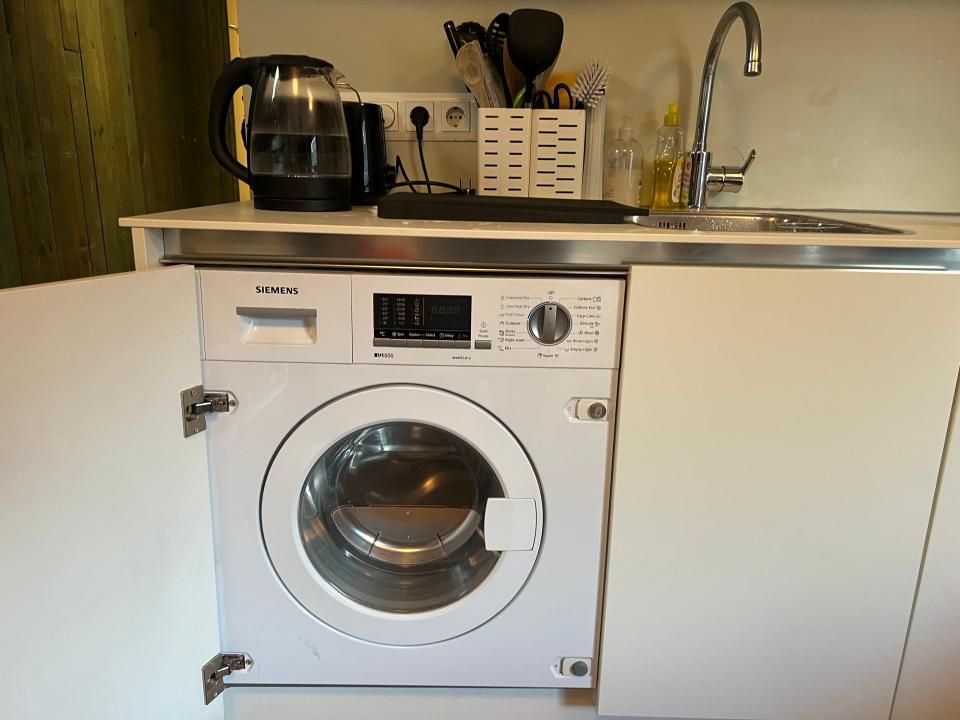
528, 302, 572, 345
474, 340, 492, 350
373, 338, 389, 347
405, 339, 422, 348
421, 339, 439, 348
387, 339, 405, 347
454, 340, 471, 349
438, 340, 455, 349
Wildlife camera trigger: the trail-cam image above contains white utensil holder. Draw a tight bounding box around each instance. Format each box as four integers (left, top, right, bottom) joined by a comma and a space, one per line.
478, 108, 585, 199
582, 96, 606, 200
478, 109, 532, 196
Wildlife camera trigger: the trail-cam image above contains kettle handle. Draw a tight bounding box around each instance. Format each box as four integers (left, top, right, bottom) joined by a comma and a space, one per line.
208, 57, 260, 182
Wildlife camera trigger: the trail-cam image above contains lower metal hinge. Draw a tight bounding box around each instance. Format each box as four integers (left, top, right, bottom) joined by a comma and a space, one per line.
202, 652, 253, 704
181, 385, 237, 437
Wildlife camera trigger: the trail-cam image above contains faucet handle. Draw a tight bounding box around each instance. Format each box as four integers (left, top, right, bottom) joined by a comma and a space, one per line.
712, 149, 757, 194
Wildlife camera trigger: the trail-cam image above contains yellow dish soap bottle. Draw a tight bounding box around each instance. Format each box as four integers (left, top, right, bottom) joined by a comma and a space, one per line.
652, 103, 684, 211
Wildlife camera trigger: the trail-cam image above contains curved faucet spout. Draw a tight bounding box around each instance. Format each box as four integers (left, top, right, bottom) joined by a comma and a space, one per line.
692, 1, 762, 154
687, 1, 762, 209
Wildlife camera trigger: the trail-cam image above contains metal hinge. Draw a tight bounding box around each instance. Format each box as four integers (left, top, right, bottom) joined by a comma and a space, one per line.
201, 652, 253, 704
181, 385, 237, 437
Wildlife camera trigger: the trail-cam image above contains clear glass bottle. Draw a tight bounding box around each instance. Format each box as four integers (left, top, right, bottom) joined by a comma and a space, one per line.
602, 117, 643, 207
652, 103, 684, 211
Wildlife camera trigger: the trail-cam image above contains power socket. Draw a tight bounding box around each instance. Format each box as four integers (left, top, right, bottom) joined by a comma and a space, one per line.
342, 91, 477, 141
403, 100, 435, 134
440, 101, 470, 133
379, 102, 398, 131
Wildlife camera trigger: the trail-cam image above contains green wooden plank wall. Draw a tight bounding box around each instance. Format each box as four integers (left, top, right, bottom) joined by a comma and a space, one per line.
0, 0, 238, 288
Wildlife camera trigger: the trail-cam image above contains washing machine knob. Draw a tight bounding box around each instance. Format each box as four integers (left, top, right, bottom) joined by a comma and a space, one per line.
527, 302, 572, 345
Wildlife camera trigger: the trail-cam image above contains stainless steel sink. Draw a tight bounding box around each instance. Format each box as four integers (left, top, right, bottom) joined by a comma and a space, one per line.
629, 211, 907, 235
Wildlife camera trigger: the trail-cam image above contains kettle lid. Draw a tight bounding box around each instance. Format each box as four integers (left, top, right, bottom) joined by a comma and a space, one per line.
254, 54, 333, 70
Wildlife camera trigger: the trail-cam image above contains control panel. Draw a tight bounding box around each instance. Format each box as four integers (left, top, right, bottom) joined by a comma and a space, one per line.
352, 274, 625, 368
373, 293, 472, 346
195, 269, 624, 368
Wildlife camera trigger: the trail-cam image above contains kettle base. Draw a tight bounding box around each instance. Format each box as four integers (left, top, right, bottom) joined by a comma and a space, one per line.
251, 175, 352, 212
253, 196, 352, 212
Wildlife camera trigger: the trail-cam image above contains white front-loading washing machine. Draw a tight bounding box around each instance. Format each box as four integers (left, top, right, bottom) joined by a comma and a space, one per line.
199, 268, 624, 688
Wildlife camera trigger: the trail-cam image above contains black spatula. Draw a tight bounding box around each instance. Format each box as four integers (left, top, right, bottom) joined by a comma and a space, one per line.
506, 9, 563, 107
486, 13, 511, 102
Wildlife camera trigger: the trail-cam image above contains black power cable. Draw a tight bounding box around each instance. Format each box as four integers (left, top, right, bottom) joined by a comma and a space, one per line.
384, 107, 471, 197
390, 180, 465, 194
409, 105, 432, 194
389, 158, 466, 195
417, 138, 431, 193
394, 155, 416, 192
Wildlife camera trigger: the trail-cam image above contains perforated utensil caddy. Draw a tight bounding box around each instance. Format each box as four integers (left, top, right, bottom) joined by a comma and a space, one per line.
478, 108, 586, 198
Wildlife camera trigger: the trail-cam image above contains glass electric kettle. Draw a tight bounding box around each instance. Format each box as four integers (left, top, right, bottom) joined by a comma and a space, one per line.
208, 55, 352, 211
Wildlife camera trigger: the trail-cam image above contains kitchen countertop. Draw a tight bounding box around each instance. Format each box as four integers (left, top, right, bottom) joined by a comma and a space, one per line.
121, 202, 960, 272
122, 202, 960, 246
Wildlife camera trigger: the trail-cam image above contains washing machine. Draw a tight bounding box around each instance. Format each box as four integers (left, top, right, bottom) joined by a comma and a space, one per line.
200, 268, 624, 688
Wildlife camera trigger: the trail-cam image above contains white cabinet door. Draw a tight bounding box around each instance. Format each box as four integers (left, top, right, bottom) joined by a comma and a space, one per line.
0, 267, 221, 720
891, 380, 960, 720
598, 266, 960, 720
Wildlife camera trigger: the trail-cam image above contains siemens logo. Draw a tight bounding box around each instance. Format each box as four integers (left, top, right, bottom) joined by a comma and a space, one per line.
255, 286, 300, 295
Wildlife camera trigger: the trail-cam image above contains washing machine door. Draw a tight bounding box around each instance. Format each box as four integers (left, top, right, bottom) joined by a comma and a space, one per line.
261, 384, 543, 646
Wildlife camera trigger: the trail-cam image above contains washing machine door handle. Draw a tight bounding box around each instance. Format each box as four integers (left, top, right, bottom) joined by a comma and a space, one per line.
484, 498, 538, 552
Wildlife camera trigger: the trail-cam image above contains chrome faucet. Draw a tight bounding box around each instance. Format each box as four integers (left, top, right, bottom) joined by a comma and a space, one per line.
688, 2, 762, 209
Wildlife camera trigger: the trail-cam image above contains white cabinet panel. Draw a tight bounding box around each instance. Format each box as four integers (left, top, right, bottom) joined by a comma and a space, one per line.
598, 266, 960, 720
891, 380, 960, 720
0, 268, 221, 720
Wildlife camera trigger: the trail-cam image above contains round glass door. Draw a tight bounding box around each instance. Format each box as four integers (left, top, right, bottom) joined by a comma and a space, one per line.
261, 385, 542, 646
299, 421, 503, 613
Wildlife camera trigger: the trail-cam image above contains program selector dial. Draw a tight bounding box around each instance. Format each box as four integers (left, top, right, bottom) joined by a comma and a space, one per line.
527, 302, 572, 345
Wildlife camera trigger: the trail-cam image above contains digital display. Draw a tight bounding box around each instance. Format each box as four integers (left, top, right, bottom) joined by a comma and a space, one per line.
374, 294, 471, 340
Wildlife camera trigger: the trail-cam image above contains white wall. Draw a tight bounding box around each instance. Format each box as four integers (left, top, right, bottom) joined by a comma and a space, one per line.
237, 0, 960, 213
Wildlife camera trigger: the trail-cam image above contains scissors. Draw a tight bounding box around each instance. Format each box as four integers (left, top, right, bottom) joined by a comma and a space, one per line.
530, 83, 575, 110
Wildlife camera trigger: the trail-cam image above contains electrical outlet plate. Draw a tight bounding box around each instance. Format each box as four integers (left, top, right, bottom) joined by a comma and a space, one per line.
402, 100, 436, 134
440, 101, 470, 133
340, 91, 477, 142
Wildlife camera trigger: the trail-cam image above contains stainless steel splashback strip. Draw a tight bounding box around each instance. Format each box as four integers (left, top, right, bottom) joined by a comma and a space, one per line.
161, 228, 960, 272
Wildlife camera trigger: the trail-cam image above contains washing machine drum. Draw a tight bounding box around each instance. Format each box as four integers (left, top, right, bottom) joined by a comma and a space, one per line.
261, 385, 543, 646
303, 421, 499, 613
